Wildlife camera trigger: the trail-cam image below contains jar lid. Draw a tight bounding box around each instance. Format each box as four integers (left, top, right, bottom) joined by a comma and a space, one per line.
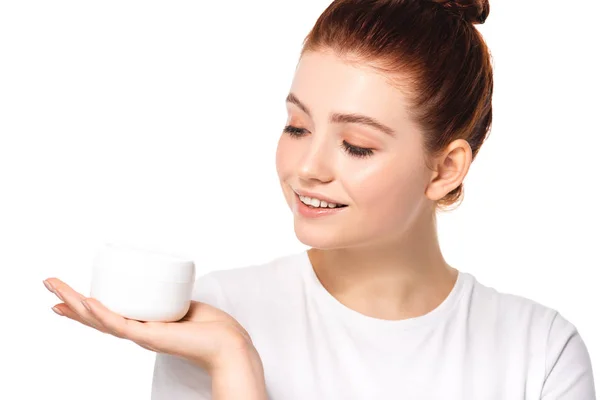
93, 242, 195, 283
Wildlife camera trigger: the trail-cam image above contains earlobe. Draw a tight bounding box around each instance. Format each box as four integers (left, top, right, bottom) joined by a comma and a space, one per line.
424, 139, 472, 201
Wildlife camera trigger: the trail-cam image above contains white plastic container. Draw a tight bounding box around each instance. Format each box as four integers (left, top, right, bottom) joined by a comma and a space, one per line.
90, 242, 196, 322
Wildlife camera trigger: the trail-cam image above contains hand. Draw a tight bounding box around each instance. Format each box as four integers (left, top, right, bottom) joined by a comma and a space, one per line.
43, 277, 260, 374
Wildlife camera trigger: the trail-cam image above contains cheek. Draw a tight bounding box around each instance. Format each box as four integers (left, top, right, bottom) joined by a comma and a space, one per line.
275, 135, 293, 179
345, 156, 427, 220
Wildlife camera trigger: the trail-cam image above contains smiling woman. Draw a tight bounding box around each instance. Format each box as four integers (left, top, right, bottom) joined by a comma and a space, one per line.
150, 1, 594, 399
43, 0, 595, 399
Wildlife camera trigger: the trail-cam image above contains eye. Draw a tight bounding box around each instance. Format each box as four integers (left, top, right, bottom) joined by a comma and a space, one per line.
283, 125, 374, 158
283, 125, 307, 138
342, 141, 374, 158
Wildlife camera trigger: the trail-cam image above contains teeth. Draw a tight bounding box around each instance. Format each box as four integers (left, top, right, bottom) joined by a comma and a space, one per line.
299, 195, 344, 209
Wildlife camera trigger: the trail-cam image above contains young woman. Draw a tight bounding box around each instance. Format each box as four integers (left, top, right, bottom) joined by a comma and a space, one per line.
44, 0, 595, 399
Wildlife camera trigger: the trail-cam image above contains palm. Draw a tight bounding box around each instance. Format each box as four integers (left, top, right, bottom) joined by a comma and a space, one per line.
43, 278, 252, 371
140, 301, 253, 368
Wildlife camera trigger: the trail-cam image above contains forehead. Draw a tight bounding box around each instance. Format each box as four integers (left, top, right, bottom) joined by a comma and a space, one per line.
289, 51, 413, 128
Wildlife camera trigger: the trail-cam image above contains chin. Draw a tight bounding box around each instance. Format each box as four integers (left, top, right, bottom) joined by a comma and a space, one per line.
293, 219, 359, 250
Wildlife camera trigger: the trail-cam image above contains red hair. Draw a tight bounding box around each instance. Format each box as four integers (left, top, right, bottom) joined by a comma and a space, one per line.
301, 0, 493, 210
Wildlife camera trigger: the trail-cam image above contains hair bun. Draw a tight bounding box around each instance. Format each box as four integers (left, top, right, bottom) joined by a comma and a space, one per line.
433, 0, 490, 25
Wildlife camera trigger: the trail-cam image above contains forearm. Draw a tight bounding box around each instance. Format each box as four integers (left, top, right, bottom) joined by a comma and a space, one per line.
212, 348, 268, 400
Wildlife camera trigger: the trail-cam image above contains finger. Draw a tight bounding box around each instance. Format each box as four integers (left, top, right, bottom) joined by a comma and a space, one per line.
52, 303, 108, 333
83, 297, 159, 344
45, 278, 103, 329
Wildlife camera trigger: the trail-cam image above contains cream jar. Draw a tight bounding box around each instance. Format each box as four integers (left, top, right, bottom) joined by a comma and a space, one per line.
90, 242, 196, 322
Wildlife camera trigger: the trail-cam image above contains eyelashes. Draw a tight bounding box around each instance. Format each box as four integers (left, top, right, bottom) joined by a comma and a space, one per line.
282, 125, 374, 159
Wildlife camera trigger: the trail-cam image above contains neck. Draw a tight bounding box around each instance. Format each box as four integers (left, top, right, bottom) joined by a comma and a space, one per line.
307, 211, 458, 321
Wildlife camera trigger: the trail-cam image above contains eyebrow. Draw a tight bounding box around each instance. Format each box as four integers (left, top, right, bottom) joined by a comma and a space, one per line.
286, 92, 396, 137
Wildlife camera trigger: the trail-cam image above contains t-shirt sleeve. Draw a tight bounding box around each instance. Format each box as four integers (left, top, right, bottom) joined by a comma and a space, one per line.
540, 311, 596, 399
150, 272, 227, 400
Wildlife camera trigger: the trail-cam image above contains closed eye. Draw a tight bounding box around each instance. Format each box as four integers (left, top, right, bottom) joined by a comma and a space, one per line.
282, 125, 374, 158
283, 125, 307, 137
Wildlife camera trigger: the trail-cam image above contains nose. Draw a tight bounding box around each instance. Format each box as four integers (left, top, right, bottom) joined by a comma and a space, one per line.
297, 133, 334, 184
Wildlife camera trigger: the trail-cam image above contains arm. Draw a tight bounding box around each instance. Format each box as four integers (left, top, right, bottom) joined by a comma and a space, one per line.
151, 348, 267, 400
541, 312, 596, 399
150, 272, 267, 399
212, 346, 268, 400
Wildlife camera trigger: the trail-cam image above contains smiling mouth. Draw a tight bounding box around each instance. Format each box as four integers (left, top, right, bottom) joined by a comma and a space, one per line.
295, 192, 348, 209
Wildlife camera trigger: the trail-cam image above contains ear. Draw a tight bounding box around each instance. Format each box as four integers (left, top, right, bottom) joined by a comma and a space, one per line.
425, 139, 473, 201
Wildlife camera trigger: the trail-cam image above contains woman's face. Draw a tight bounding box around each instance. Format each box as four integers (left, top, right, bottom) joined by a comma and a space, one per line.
276, 50, 434, 249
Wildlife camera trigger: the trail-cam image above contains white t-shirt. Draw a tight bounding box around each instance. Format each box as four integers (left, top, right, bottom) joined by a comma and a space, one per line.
151, 251, 596, 399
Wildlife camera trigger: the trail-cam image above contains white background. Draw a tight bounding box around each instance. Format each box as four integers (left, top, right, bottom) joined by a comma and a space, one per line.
1, 0, 598, 398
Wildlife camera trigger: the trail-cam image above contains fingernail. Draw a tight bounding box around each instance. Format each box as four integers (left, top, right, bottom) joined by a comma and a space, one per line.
43, 280, 55, 293
52, 306, 63, 316
82, 299, 92, 312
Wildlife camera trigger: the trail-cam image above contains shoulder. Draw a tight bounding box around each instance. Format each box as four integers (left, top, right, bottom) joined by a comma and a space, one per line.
466, 274, 559, 330
466, 273, 580, 344
465, 273, 595, 397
